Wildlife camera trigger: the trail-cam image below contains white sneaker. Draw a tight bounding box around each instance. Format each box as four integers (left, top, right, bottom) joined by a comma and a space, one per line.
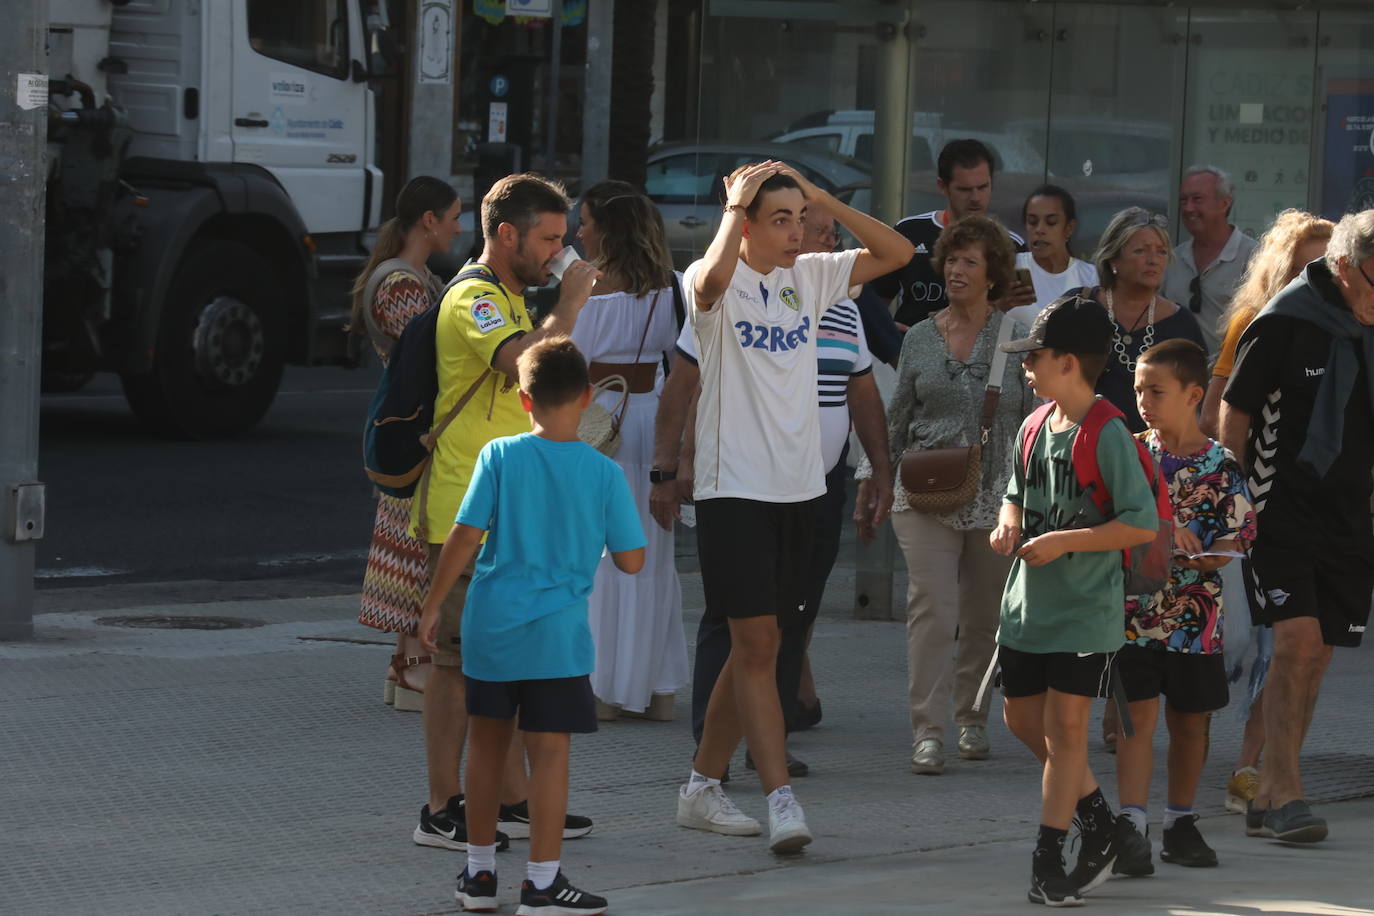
767, 791, 813, 854
676, 783, 761, 836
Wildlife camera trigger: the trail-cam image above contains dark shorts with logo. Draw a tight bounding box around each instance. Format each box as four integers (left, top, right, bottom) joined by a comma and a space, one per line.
696, 497, 819, 623
1116, 644, 1228, 713
998, 645, 1114, 699
1246, 542, 1373, 648
465, 674, 597, 734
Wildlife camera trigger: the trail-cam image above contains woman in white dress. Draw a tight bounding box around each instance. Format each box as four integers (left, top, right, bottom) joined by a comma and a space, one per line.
571, 180, 688, 720
1007, 184, 1099, 327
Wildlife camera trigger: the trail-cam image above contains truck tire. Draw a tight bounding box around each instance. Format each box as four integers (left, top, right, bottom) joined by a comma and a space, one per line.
121, 240, 287, 438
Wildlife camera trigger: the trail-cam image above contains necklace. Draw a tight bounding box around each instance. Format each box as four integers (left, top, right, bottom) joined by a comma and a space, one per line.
1104, 289, 1155, 371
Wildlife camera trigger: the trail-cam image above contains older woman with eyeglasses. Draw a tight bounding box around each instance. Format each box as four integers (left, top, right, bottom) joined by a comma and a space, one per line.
1087, 208, 1207, 433
855, 216, 1035, 775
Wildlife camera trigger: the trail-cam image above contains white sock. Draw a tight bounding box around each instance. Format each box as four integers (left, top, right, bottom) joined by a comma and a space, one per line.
686, 769, 719, 795
1163, 806, 1191, 830
466, 843, 497, 878
527, 859, 560, 891
1122, 805, 1148, 834
766, 785, 795, 815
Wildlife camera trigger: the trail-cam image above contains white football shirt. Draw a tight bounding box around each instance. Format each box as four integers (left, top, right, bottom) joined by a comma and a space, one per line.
685, 249, 860, 502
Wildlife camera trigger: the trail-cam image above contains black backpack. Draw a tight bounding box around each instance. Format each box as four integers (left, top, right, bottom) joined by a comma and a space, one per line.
362, 265, 506, 507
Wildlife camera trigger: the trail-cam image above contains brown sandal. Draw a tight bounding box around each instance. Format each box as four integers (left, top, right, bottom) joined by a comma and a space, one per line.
386, 652, 431, 712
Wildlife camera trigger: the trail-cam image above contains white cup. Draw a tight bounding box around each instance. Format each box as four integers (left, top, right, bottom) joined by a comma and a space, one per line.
548, 245, 580, 281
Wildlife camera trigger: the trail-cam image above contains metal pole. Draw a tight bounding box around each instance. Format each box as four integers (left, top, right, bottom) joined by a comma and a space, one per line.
0, 0, 47, 639
853, 1, 911, 620
869, 3, 912, 228
580, 0, 613, 185
544, 0, 564, 172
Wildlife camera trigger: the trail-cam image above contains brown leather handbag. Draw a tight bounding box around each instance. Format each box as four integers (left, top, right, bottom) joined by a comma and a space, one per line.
898, 316, 1013, 512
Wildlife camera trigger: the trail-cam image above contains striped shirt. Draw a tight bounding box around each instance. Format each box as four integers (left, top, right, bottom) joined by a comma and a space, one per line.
677, 298, 872, 473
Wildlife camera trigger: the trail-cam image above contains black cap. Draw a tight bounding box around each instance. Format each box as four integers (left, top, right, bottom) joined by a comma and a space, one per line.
1000, 294, 1113, 355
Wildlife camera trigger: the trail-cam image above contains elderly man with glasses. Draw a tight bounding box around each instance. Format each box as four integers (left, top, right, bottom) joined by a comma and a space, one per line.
1163, 165, 1259, 355
1219, 209, 1374, 844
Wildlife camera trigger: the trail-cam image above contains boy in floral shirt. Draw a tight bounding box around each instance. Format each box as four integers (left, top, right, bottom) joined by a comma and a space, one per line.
1113, 339, 1256, 876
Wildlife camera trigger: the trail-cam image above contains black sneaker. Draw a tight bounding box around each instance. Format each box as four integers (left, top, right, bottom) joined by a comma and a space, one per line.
1028, 869, 1084, 907
1263, 800, 1328, 844
1111, 815, 1154, 877
744, 748, 810, 777
498, 800, 594, 840
414, 795, 510, 851
455, 868, 498, 912
1160, 814, 1218, 866
1245, 801, 1274, 838
516, 871, 608, 915
1066, 813, 1117, 894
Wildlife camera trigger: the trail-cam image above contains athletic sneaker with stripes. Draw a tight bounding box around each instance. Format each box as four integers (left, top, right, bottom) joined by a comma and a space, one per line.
515, 871, 608, 915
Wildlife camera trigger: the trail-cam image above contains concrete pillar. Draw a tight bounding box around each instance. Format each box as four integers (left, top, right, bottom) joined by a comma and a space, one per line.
0, 0, 47, 639
407, 0, 456, 181
580, 0, 613, 187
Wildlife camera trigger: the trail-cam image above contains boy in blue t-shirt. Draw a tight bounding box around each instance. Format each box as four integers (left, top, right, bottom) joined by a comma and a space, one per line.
1111, 339, 1255, 876
419, 336, 645, 915
992, 296, 1160, 907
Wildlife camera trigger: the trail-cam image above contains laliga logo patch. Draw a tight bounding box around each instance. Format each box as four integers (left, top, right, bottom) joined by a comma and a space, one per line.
471, 298, 507, 334
779, 286, 800, 311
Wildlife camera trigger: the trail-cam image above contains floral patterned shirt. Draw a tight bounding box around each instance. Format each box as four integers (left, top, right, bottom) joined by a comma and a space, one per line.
1124, 434, 1256, 654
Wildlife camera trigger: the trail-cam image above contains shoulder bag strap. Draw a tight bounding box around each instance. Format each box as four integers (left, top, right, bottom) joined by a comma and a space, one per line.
977, 313, 1017, 443
616, 289, 663, 426
414, 367, 492, 543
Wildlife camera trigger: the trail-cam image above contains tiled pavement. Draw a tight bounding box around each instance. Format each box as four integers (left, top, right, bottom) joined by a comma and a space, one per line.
3, 563, 1373, 914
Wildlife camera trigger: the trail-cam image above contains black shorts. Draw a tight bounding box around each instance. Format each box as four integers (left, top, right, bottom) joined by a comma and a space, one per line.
1116, 644, 1228, 713
696, 497, 819, 622
464, 674, 597, 734
998, 645, 1114, 699
1246, 543, 1373, 648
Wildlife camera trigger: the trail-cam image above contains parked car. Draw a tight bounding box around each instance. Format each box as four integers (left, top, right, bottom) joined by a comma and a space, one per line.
1004, 117, 1172, 193
770, 109, 1045, 176
645, 141, 870, 266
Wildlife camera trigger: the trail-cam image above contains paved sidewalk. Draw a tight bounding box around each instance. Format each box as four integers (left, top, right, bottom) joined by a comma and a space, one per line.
3, 567, 1372, 914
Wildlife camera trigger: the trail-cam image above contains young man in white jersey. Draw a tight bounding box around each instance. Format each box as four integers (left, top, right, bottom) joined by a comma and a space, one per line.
675, 161, 912, 852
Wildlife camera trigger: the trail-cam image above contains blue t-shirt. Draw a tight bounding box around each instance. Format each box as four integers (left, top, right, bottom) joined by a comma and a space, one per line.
456, 433, 646, 682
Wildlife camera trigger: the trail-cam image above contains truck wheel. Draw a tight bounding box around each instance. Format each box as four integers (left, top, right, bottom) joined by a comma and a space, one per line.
121, 241, 287, 438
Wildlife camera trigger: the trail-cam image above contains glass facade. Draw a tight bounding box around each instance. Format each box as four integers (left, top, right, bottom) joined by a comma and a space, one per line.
664, 0, 1374, 266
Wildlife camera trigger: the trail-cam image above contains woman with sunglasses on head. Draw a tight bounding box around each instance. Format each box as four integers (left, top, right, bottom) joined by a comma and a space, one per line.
855, 215, 1036, 775
570, 180, 689, 722
1086, 207, 1206, 433
1007, 185, 1099, 329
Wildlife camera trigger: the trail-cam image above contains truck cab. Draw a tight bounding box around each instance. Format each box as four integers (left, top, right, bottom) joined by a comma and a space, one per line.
45, 0, 384, 437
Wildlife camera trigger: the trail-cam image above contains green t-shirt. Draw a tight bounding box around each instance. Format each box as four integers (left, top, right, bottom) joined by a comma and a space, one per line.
998, 412, 1159, 655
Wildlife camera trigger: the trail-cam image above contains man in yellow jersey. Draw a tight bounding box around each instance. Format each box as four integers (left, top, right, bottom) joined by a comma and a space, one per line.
410, 173, 603, 851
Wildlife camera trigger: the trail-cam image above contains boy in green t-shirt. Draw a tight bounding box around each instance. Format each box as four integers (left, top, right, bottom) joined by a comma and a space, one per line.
991, 296, 1160, 907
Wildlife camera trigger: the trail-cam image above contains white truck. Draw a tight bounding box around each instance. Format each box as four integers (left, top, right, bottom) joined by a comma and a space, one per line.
44, 0, 389, 437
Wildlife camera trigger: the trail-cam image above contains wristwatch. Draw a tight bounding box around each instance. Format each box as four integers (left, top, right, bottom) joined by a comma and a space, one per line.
649, 468, 676, 484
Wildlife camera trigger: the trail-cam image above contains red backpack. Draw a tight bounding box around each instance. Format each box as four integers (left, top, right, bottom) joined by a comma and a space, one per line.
1019, 398, 1173, 595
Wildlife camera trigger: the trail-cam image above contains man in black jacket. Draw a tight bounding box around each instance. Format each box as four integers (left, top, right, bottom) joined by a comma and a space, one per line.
1219, 209, 1374, 844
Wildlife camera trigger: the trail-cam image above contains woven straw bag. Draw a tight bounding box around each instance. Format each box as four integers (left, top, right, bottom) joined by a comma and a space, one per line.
578, 375, 630, 456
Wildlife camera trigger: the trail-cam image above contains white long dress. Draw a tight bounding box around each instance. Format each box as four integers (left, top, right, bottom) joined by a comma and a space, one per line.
571, 286, 689, 712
